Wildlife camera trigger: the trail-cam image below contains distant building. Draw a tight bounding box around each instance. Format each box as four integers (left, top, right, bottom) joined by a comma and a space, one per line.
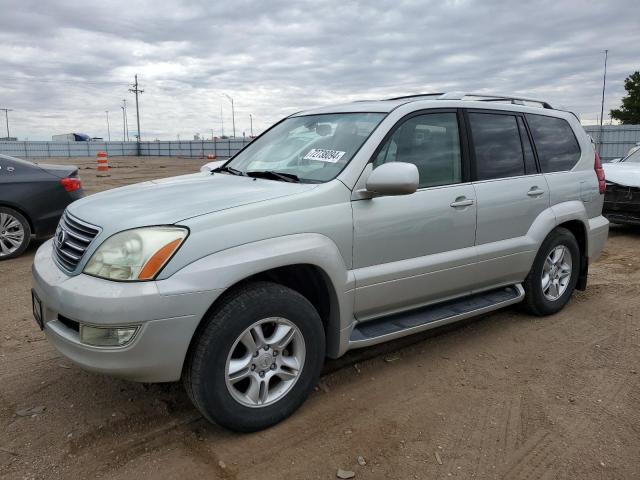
0, 136, 17, 141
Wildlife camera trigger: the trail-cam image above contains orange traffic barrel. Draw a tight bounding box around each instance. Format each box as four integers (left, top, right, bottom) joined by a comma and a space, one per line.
207, 154, 216, 159
96, 151, 110, 177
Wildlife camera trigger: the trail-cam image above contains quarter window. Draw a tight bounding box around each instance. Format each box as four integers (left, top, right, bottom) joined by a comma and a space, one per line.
469, 113, 525, 180
526, 114, 581, 172
373, 113, 462, 188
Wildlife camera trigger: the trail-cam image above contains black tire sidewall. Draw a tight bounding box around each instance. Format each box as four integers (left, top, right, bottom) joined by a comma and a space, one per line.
188, 282, 325, 432
526, 228, 580, 315
0, 207, 31, 260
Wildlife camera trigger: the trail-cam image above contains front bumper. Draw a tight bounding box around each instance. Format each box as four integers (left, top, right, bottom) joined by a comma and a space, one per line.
603, 183, 640, 226
31, 240, 222, 382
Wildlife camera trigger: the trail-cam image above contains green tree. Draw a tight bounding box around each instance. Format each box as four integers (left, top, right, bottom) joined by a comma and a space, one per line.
610, 71, 640, 124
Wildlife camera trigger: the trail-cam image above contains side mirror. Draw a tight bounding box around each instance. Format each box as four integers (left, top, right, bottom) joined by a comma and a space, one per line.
365, 162, 419, 196
200, 159, 225, 173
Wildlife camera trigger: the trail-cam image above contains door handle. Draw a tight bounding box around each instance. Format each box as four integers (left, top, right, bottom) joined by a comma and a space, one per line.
450, 197, 474, 208
527, 187, 545, 197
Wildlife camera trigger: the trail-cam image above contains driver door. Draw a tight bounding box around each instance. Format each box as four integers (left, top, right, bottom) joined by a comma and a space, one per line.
351, 111, 478, 320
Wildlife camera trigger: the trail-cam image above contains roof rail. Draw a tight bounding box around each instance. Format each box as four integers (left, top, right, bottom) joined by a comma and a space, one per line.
385, 93, 444, 101
382, 91, 553, 109
438, 92, 554, 109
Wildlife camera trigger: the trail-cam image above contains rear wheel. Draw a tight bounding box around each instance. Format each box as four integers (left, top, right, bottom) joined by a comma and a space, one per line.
523, 227, 580, 316
183, 281, 325, 432
0, 207, 31, 260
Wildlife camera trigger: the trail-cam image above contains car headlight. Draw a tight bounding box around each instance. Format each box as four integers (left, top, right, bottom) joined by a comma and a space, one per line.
84, 227, 188, 281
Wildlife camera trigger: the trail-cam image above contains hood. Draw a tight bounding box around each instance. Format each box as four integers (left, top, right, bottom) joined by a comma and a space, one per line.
67, 172, 317, 230
603, 162, 640, 188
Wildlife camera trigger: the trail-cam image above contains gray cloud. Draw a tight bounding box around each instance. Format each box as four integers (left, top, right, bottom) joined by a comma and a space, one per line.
0, 0, 637, 140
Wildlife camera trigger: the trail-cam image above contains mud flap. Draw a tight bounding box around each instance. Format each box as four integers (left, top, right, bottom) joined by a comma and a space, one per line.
576, 254, 588, 291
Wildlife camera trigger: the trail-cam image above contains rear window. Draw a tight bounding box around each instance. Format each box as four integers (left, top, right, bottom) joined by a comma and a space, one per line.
526, 114, 581, 172
468, 113, 525, 180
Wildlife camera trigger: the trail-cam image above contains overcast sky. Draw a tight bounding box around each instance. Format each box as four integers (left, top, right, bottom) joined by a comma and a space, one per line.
0, 0, 638, 140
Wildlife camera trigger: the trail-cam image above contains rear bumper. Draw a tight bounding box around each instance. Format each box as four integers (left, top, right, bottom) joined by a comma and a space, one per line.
31, 240, 222, 382
586, 215, 609, 262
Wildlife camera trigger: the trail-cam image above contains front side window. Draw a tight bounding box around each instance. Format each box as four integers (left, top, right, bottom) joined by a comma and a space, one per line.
226, 113, 386, 183
372, 112, 462, 188
469, 113, 525, 180
526, 114, 581, 172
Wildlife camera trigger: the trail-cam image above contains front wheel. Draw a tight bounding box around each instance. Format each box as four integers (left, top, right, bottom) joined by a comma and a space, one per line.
523, 227, 580, 316
183, 281, 325, 432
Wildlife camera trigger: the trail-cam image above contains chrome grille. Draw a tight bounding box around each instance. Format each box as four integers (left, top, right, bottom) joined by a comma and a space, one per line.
53, 212, 100, 272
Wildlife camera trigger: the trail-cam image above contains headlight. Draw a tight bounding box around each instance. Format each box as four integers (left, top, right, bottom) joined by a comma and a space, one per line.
84, 227, 188, 281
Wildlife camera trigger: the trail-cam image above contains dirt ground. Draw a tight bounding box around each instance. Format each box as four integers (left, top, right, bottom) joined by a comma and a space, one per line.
1, 156, 639, 480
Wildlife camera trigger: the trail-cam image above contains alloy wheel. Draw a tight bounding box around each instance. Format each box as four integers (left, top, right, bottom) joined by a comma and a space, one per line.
225, 317, 306, 408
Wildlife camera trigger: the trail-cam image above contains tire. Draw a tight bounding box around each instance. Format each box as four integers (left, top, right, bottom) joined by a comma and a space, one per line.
0, 207, 31, 260
522, 227, 580, 316
183, 281, 326, 432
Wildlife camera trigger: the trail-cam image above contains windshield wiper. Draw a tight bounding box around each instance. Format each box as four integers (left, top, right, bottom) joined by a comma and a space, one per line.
212, 165, 247, 176
246, 170, 301, 183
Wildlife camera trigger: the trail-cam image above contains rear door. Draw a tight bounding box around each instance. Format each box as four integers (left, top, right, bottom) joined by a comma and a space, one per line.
466, 110, 550, 290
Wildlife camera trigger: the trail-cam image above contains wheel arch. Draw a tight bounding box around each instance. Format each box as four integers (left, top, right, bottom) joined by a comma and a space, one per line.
555, 219, 588, 290
171, 233, 354, 367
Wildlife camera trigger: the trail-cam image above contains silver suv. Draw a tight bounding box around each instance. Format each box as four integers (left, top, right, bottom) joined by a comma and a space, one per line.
32, 93, 609, 431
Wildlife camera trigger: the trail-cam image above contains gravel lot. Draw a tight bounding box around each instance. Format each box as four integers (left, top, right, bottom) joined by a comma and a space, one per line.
1, 156, 639, 479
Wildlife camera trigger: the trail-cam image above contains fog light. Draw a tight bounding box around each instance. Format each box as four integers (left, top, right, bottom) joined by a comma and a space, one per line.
79, 325, 138, 347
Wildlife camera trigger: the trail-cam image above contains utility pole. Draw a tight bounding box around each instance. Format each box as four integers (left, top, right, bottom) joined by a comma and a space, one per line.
599, 49, 608, 155
105, 110, 111, 141
0, 108, 13, 138
222, 93, 235, 138
129, 74, 144, 154
249, 113, 253, 137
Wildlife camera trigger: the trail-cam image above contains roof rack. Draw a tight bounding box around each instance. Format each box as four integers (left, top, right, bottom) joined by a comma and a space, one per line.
385, 91, 554, 109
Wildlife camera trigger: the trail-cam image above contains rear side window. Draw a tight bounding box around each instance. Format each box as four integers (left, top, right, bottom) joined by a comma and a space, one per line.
526, 114, 581, 172
468, 113, 524, 180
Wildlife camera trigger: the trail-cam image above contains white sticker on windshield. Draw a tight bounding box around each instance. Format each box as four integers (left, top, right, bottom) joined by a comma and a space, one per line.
303, 148, 346, 163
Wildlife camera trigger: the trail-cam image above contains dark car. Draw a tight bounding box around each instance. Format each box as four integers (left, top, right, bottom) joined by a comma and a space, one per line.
0, 154, 83, 259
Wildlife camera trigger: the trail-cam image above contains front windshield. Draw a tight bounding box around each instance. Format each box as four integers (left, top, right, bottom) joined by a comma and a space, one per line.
225, 113, 386, 183
622, 148, 640, 164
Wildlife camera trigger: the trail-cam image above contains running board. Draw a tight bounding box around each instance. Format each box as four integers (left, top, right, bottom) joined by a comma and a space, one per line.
348, 284, 525, 349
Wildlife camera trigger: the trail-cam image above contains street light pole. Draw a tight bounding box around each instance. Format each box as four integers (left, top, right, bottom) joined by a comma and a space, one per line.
249, 114, 253, 137
122, 99, 129, 141
0, 108, 13, 138
105, 110, 111, 141
222, 94, 236, 138
598, 49, 608, 155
